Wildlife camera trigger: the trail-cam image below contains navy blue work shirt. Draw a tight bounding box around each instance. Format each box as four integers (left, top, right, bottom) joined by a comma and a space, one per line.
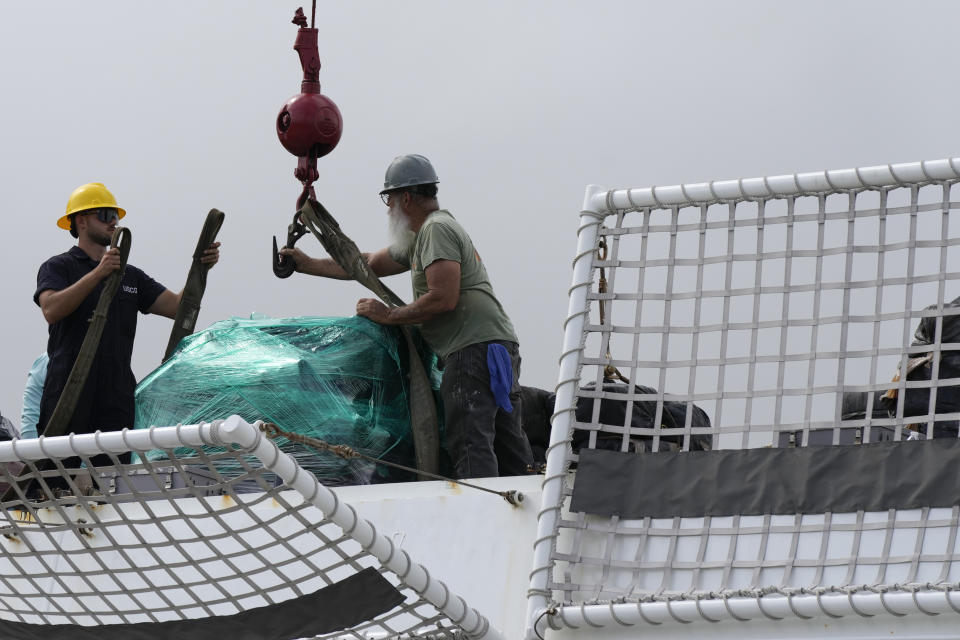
34, 246, 166, 436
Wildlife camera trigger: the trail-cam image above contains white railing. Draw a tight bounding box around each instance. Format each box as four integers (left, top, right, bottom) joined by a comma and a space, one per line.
527, 157, 960, 639
0, 419, 502, 640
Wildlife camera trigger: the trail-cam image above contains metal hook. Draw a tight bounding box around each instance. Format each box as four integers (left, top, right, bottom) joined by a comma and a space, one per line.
272, 211, 308, 278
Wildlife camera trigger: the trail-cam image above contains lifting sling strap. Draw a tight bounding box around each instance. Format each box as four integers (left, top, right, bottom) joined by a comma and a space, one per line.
298, 198, 440, 479
163, 209, 225, 362
44, 227, 132, 439
2, 228, 131, 502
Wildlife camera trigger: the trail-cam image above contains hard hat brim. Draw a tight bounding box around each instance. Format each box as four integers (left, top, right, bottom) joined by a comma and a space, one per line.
379, 180, 439, 196
57, 207, 127, 230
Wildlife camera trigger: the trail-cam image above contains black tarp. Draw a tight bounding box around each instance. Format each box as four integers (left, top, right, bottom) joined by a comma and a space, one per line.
520, 383, 713, 466
573, 383, 712, 453
520, 386, 554, 465
571, 438, 960, 518
914, 295, 960, 346
882, 296, 960, 437
0, 567, 405, 640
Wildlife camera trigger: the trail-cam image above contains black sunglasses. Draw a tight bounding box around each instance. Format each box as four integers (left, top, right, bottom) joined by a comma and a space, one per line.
82, 208, 120, 224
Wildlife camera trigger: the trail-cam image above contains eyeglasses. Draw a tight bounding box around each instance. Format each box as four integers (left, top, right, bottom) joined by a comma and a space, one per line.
82, 208, 120, 224
380, 190, 406, 206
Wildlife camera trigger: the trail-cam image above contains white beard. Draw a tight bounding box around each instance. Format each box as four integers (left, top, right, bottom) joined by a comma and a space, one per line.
388, 206, 415, 246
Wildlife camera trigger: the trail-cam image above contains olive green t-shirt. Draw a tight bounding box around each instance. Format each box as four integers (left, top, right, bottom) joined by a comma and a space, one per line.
388, 210, 518, 358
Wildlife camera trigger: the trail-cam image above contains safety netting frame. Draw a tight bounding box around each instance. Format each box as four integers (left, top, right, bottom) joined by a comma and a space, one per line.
526, 158, 960, 638
0, 418, 501, 640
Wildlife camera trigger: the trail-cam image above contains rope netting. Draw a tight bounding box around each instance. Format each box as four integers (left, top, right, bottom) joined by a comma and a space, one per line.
586, 181, 959, 447
0, 419, 498, 639
528, 158, 960, 632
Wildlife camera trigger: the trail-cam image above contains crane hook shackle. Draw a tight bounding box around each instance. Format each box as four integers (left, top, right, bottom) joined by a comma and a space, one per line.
273, 4, 342, 279
272, 208, 308, 279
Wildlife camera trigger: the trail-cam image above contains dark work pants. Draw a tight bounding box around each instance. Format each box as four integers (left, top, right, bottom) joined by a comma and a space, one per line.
440, 341, 533, 479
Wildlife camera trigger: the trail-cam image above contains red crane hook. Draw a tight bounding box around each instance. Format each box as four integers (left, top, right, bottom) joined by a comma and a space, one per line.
273, 3, 343, 278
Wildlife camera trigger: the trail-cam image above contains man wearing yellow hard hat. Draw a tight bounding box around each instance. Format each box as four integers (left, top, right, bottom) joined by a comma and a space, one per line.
34, 183, 220, 456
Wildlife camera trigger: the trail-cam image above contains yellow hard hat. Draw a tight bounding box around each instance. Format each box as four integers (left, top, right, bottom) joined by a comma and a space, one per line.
58, 182, 127, 230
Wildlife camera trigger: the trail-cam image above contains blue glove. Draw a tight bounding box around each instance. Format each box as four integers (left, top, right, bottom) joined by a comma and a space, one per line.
487, 343, 514, 413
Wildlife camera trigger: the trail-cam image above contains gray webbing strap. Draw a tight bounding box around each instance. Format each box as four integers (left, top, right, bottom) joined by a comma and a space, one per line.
163, 209, 225, 362
298, 198, 439, 478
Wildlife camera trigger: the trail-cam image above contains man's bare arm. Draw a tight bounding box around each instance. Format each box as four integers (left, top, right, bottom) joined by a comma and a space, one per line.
280, 246, 408, 279
356, 259, 460, 325
147, 289, 181, 319
147, 242, 220, 319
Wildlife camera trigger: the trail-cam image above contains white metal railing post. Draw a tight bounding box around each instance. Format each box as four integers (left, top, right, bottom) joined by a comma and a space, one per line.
603, 158, 960, 210
216, 417, 505, 640
0, 422, 224, 464
525, 185, 607, 639
0, 418, 505, 640
521, 156, 960, 636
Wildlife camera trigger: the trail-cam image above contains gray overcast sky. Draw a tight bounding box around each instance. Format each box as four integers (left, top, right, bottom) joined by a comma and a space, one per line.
1, 1, 957, 430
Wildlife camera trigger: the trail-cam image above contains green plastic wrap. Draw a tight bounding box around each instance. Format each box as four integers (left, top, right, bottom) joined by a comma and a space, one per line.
135, 316, 438, 486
